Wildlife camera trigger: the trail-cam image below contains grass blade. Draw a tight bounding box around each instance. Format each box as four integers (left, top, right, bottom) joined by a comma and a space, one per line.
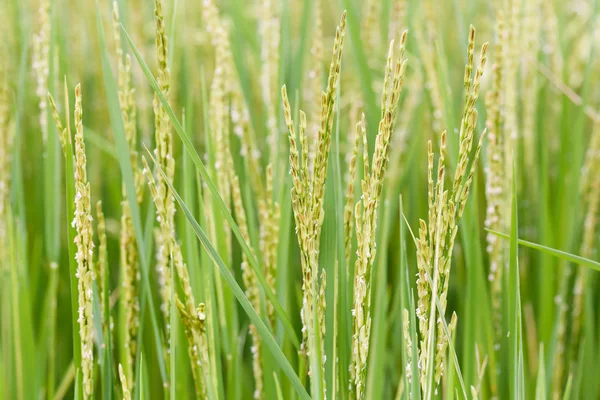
509, 160, 525, 399
485, 229, 600, 272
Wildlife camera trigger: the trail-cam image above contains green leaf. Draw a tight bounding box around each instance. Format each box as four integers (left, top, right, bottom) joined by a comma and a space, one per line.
562, 374, 573, 400
509, 160, 525, 399
273, 373, 284, 400
485, 229, 600, 272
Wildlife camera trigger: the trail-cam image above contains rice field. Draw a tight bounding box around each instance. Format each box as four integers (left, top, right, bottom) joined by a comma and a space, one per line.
1, 0, 599, 399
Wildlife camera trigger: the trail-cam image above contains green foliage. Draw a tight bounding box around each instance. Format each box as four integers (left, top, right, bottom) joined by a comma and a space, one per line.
0, 0, 599, 399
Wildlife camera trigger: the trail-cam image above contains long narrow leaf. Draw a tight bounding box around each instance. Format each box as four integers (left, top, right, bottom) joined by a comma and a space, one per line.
486, 229, 600, 271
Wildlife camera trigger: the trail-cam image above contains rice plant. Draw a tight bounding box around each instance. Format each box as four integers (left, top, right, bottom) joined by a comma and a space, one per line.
1, 0, 600, 399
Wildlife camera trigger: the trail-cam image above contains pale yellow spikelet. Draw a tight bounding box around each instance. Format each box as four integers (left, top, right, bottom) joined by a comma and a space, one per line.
261, 163, 279, 324
196, 303, 211, 382
96, 201, 107, 324
580, 125, 600, 259
464, 26, 476, 99
361, 0, 380, 55
344, 112, 362, 265
142, 159, 185, 314
142, 157, 212, 397
304, 0, 324, 163
454, 39, 487, 200
484, 11, 509, 347
409, 27, 488, 393
200, 1, 281, 313
232, 91, 265, 204
287, 111, 313, 356
312, 12, 347, 218
521, 0, 542, 173
176, 298, 207, 399
402, 309, 413, 383
282, 87, 307, 238
282, 86, 312, 354
210, 57, 233, 267
152, 0, 175, 335
389, 0, 407, 43
112, 4, 143, 383
33, 0, 50, 143
260, 0, 281, 163
47, 93, 67, 155
120, 197, 139, 385
200, 0, 237, 103
112, 1, 123, 72
416, 217, 431, 348
351, 36, 408, 398
540, 0, 563, 159
0, 59, 12, 270
552, 297, 570, 400
118, 364, 132, 400
72, 84, 95, 399
416, 29, 444, 133
471, 386, 479, 400
449, 312, 458, 340
281, 11, 348, 392
113, 1, 141, 198
502, 0, 519, 184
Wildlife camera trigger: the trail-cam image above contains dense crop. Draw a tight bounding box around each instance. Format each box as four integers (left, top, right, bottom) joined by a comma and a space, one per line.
1, 0, 599, 399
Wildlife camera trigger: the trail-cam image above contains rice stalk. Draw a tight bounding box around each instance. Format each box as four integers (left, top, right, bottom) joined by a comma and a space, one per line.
142, 157, 212, 398
415, 29, 444, 134
260, 164, 280, 324
202, 0, 281, 314
413, 27, 487, 396
281, 11, 347, 397
343, 107, 361, 266
501, 0, 520, 188
95, 201, 107, 329
32, 0, 50, 143
350, 33, 408, 400
152, 0, 175, 333
484, 16, 508, 349
72, 83, 95, 399
304, 0, 323, 167
402, 309, 414, 384
361, 0, 379, 53
260, 0, 281, 164
118, 364, 132, 400
521, 0, 542, 174
113, 2, 143, 386
388, 0, 408, 44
